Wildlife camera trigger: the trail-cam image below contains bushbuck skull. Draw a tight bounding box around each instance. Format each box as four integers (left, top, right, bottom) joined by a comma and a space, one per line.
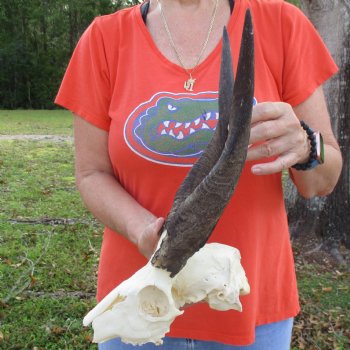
83, 242, 250, 345
83, 9, 254, 346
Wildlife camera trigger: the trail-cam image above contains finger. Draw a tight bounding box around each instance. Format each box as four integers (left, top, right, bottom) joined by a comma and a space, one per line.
148, 217, 165, 250
249, 118, 287, 145
251, 102, 287, 124
251, 153, 299, 175
247, 141, 275, 161
154, 217, 165, 234
250, 103, 297, 144
146, 217, 164, 236
138, 217, 164, 259
247, 132, 305, 161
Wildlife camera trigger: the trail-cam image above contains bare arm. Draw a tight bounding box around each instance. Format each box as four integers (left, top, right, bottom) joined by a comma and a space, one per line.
74, 115, 164, 259
247, 86, 342, 198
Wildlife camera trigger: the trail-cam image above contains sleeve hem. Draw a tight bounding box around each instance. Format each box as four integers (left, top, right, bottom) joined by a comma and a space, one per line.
54, 96, 111, 131
286, 66, 338, 107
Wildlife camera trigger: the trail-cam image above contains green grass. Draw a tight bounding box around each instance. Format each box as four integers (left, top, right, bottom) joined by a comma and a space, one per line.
1, 298, 97, 349
0, 109, 72, 135
0, 140, 83, 219
0, 110, 349, 349
0, 115, 100, 348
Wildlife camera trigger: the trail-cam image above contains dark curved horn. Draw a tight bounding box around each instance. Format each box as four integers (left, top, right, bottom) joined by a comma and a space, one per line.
152, 9, 254, 277
166, 28, 234, 218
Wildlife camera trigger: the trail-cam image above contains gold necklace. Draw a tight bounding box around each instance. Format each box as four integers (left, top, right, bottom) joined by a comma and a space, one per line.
157, 0, 219, 91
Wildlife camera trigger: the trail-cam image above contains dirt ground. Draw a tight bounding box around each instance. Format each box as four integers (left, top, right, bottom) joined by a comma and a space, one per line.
293, 233, 350, 271
0, 135, 73, 142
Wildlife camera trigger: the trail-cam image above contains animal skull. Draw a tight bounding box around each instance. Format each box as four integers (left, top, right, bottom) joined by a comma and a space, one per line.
83, 241, 250, 345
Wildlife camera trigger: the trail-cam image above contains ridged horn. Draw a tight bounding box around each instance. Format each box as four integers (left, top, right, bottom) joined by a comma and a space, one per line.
166, 28, 234, 218
152, 9, 254, 277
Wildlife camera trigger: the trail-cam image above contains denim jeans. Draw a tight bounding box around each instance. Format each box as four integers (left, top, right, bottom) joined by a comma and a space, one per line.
98, 318, 293, 350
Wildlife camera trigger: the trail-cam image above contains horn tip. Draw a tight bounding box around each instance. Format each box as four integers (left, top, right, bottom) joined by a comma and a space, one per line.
222, 26, 229, 42
244, 8, 254, 33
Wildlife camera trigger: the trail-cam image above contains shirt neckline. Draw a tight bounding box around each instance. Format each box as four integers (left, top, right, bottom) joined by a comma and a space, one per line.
134, 0, 243, 77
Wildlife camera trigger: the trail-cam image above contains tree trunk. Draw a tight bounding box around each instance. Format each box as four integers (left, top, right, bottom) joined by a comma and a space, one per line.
286, 0, 350, 260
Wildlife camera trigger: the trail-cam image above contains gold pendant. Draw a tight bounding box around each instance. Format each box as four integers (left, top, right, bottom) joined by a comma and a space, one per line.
184, 76, 196, 92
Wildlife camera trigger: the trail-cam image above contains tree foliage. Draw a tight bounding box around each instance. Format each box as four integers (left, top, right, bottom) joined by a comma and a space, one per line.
0, 0, 140, 109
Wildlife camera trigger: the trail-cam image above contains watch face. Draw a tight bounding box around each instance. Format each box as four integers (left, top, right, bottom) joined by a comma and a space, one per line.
315, 132, 324, 164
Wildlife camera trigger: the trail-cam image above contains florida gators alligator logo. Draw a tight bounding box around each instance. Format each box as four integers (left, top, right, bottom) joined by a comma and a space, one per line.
124, 91, 257, 167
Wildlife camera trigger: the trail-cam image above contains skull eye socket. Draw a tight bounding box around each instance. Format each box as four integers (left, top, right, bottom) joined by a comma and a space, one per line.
138, 286, 170, 318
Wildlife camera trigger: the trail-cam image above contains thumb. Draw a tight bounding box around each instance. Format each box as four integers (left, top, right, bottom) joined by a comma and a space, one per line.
139, 217, 165, 259
153, 217, 165, 236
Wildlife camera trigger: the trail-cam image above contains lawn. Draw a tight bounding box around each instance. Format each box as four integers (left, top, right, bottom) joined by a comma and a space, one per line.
0, 110, 72, 136
0, 110, 349, 349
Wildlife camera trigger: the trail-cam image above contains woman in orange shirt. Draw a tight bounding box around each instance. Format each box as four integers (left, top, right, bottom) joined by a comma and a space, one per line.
56, 0, 342, 348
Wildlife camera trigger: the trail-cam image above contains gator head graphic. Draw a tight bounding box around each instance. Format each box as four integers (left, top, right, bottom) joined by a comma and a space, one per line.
124, 92, 219, 166
124, 91, 257, 166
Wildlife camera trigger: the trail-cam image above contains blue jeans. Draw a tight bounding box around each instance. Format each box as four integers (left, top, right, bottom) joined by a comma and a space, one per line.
98, 318, 293, 350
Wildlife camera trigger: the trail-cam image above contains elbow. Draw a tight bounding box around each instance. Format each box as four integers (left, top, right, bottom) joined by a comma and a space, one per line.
316, 182, 338, 197
295, 153, 343, 199
75, 169, 86, 192
75, 174, 85, 194
75, 168, 115, 194
297, 188, 319, 200
297, 172, 341, 199
298, 184, 336, 199
75, 168, 97, 194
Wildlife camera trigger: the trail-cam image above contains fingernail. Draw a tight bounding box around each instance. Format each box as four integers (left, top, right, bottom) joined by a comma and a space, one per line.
252, 166, 262, 175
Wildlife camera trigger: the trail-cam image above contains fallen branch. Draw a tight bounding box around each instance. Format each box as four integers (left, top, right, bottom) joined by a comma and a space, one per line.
6, 218, 97, 226
0, 135, 73, 142
22, 290, 95, 299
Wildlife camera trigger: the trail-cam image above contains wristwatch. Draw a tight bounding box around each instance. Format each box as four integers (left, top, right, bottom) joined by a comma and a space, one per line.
314, 131, 325, 163
292, 121, 324, 171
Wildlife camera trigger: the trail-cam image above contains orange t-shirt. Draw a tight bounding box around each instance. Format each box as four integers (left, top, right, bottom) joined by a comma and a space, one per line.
55, 0, 337, 345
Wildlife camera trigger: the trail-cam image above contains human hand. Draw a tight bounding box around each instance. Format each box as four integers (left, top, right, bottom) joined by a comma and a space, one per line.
137, 217, 165, 260
247, 102, 310, 175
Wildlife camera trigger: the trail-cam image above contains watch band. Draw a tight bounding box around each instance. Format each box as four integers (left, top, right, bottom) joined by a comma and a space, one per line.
291, 121, 324, 171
